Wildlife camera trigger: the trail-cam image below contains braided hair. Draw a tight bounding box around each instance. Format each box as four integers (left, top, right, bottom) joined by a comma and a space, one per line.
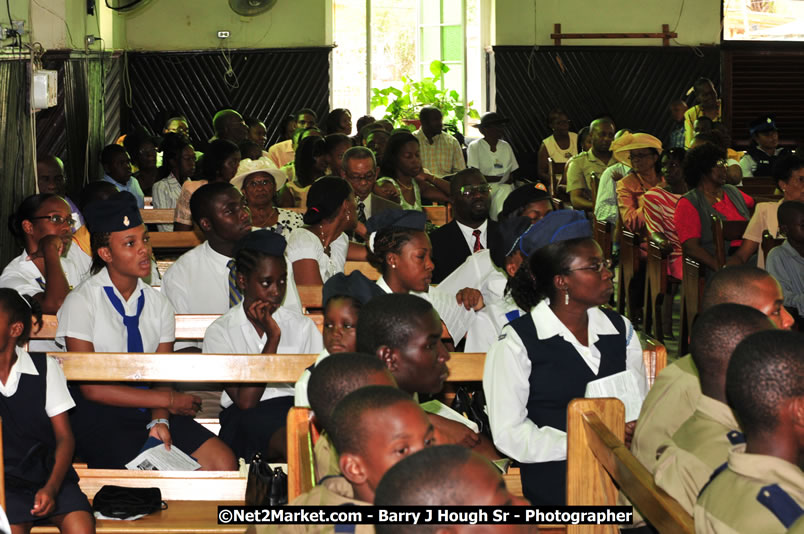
0, 288, 43, 346
367, 227, 424, 275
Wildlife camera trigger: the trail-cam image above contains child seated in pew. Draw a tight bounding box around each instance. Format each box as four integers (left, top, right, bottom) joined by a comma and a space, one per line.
57, 192, 236, 470
356, 293, 500, 459
251, 386, 435, 534
294, 271, 384, 407
0, 289, 94, 534
652, 304, 775, 514
365, 209, 483, 343
307, 353, 397, 480
202, 230, 322, 461
1, 194, 91, 314
631, 265, 795, 474
695, 330, 804, 533
375, 445, 536, 534
766, 200, 804, 320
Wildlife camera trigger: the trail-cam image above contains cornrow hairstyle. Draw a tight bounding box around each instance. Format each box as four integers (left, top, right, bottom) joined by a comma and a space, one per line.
307, 353, 390, 434
233, 246, 287, 280
367, 227, 425, 274
330, 385, 417, 456
89, 231, 111, 275
8, 193, 59, 243
0, 288, 43, 346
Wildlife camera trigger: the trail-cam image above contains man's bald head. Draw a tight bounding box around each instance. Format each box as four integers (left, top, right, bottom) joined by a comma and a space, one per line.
36, 154, 66, 196
589, 118, 616, 154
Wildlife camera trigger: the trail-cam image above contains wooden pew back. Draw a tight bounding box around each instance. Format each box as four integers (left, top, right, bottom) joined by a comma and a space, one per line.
761, 229, 784, 261
643, 235, 671, 342
566, 398, 694, 534
679, 255, 705, 357
617, 229, 642, 324
710, 216, 749, 268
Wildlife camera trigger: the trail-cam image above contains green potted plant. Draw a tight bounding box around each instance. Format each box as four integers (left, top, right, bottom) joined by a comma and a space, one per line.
370, 60, 480, 133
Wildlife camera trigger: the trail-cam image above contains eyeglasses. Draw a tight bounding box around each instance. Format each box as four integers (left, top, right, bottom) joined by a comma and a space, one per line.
244, 179, 274, 188
459, 184, 492, 197
715, 159, 729, 168
630, 152, 655, 162
345, 173, 375, 183
568, 258, 613, 273
29, 214, 75, 227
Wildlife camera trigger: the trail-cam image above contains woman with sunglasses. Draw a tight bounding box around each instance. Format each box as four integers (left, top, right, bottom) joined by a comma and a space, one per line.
673, 143, 754, 272
2, 194, 90, 314
484, 210, 647, 506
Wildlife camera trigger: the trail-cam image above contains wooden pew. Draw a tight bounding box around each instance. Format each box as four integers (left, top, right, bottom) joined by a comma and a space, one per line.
710, 216, 749, 268
594, 220, 613, 263
761, 229, 784, 261
617, 229, 642, 325
566, 398, 694, 534
738, 176, 777, 197
678, 255, 704, 357
643, 233, 677, 343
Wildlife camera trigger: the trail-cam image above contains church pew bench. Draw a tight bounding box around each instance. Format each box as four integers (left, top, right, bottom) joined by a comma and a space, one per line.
710, 216, 750, 269
642, 234, 675, 343
617, 229, 643, 326
566, 398, 694, 534
678, 255, 704, 357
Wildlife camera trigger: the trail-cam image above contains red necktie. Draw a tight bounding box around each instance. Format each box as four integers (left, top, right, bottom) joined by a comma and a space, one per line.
472, 229, 483, 252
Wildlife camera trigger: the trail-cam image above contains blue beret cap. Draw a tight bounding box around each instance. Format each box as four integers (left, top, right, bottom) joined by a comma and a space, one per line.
233, 229, 287, 257
83, 191, 143, 233
489, 216, 531, 269
322, 271, 385, 307
365, 209, 427, 234
519, 209, 591, 256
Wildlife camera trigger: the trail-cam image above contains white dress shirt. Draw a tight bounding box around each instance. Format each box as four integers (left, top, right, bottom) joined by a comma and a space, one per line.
286, 229, 349, 284
0, 245, 91, 297
466, 138, 519, 184
0, 347, 75, 417
456, 219, 489, 252
483, 300, 646, 463
56, 267, 175, 352
202, 303, 323, 408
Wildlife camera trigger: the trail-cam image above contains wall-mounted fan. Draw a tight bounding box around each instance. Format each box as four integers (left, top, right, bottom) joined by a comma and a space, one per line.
229, 0, 278, 17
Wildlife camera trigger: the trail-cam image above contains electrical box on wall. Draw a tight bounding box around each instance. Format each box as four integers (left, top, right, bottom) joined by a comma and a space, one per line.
32, 70, 58, 110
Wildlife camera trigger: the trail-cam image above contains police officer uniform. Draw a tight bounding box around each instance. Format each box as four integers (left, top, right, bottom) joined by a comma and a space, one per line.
632, 354, 701, 473
653, 395, 745, 514
740, 115, 791, 178
695, 450, 804, 533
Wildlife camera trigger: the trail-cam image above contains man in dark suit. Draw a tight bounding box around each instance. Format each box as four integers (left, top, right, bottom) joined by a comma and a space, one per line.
341, 146, 400, 241
430, 168, 498, 283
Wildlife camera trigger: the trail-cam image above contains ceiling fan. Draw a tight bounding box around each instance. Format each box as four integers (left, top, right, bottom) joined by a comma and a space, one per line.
228, 0, 278, 17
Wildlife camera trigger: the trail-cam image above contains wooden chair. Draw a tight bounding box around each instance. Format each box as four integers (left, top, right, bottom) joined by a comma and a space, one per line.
617, 229, 642, 325
761, 229, 784, 261
643, 234, 675, 343
642, 337, 668, 389
678, 255, 705, 357
566, 398, 694, 534
711, 216, 749, 268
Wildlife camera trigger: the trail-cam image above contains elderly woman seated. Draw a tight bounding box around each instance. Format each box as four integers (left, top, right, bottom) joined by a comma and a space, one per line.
230, 158, 301, 237
673, 144, 754, 273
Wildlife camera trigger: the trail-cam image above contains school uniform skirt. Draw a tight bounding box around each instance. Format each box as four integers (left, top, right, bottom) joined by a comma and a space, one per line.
6, 475, 92, 525
219, 395, 294, 460
69, 386, 215, 469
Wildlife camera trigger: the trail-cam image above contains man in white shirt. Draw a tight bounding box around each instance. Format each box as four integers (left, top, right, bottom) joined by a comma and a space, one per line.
413, 106, 466, 178
429, 168, 497, 283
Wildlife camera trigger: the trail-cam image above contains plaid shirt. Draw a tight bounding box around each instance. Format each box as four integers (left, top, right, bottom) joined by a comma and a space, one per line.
413, 129, 466, 178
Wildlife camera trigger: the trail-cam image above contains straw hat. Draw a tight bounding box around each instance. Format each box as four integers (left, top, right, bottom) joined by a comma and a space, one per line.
231, 157, 287, 191
612, 133, 662, 166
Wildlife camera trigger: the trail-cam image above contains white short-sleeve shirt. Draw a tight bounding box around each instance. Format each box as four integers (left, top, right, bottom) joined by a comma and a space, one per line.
466, 139, 519, 184
0, 347, 75, 417
202, 303, 323, 408
56, 267, 175, 351
0, 245, 91, 297
286, 228, 349, 284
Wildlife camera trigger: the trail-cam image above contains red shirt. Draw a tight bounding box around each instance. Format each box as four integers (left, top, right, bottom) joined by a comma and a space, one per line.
674, 190, 755, 247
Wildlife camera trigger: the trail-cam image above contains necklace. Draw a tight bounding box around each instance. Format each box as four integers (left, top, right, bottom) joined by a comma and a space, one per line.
315, 225, 331, 255
397, 179, 414, 191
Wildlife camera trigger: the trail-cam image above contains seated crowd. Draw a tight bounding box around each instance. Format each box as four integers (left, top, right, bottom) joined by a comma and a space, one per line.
1, 83, 802, 534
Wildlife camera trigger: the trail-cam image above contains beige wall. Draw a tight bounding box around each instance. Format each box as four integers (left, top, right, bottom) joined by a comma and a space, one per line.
10, 0, 123, 50
124, 0, 328, 51
494, 0, 721, 47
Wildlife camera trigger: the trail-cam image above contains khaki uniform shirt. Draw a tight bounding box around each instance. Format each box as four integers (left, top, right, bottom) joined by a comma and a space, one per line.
695, 451, 804, 533
254, 476, 374, 534
565, 150, 617, 202
314, 431, 341, 482
632, 354, 701, 473
653, 395, 744, 514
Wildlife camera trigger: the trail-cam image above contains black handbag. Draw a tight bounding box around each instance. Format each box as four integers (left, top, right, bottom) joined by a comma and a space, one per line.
450, 386, 493, 439
92, 485, 166, 519
245, 453, 288, 506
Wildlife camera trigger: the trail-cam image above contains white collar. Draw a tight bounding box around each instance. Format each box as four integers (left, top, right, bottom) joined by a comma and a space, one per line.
376, 277, 393, 294
530, 300, 619, 342
11, 346, 38, 377
95, 267, 146, 305
202, 240, 233, 266
456, 219, 488, 234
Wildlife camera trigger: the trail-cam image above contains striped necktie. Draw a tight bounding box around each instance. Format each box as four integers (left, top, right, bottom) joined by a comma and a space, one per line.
227, 259, 243, 307
103, 286, 145, 352
472, 229, 483, 252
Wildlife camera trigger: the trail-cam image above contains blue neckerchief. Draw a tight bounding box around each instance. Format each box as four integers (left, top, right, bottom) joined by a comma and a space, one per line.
103, 286, 146, 352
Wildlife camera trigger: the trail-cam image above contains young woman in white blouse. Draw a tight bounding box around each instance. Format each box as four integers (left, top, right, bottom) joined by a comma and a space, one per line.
286, 176, 364, 286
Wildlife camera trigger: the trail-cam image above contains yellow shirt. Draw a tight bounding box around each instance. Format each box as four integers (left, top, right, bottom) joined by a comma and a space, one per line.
684, 100, 722, 148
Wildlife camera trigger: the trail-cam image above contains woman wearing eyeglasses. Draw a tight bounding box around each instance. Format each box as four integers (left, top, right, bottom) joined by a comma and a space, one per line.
673, 143, 754, 272
483, 210, 647, 505
1, 194, 90, 314
613, 133, 665, 236
230, 159, 302, 238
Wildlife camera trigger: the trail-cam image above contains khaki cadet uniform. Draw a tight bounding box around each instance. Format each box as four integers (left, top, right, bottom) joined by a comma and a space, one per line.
788, 514, 804, 532
565, 150, 617, 203
632, 354, 701, 473
253, 475, 374, 534
314, 432, 341, 481
653, 395, 745, 514
695, 451, 804, 533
